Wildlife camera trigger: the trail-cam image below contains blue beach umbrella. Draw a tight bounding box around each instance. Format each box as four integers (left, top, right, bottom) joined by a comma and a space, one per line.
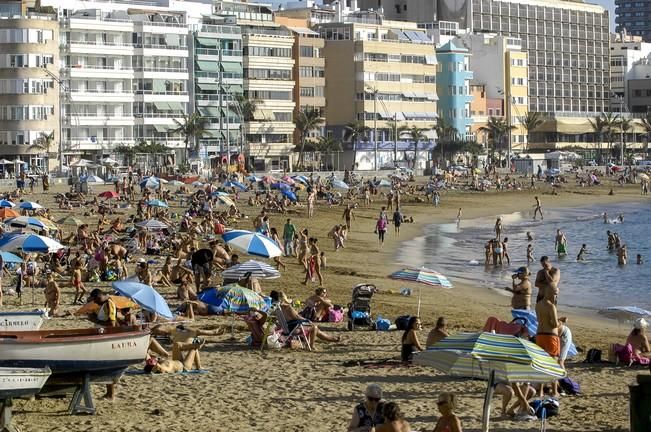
197, 284, 268, 314
112, 280, 173, 320
511, 309, 578, 357
18, 201, 43, 210
0, 250, 23, 263
331, 179, 349, 190
221, 260, 281, 280
147, 199, 169, 208
4, 216, 49, 230
140, 177, 160, 189
222, 230, 282, 258
281, 189, 297, 202
271, 182, 291, 191
292, 175, 309, 184
0, 233, 64, 253
223, 180, 247, 191
0, 200, 15, 208
84, 175, 105, 184
246, 175, 262, 182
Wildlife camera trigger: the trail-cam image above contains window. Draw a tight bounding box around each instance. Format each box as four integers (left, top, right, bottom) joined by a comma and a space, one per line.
245, 68, 291, 80
244, 46, 291, 57
314, 86, 324, 97
300, 87, 314, 97
512, 77, 526, 86
245, 90, 292, 100
300, 45, 314, 57
273, 112, 292, 122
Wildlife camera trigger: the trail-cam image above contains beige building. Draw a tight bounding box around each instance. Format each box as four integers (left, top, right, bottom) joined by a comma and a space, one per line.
275, 16, 326, 148
0, 0, 59, 172
216, 1, 296, 172
315, 15, 438, 170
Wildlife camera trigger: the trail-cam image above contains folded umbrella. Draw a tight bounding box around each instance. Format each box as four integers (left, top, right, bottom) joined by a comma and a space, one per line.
222, 230, 282, 258
112, 280, 173, 320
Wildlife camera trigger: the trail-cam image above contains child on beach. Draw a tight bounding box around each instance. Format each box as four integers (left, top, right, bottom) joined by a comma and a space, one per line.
433, 393, 463, 432
320, 251, 327, 269
72, 261, 87, 305
526, 244, 534, 264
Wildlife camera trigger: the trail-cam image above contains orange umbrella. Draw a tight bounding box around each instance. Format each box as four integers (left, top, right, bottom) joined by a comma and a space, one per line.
0, 208, 19, 220
74, 295, 139, 316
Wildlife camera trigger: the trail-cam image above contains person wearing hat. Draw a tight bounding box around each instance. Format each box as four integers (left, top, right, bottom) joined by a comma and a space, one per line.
89, 289, 117, 327
348, 384, 384, 432
626, 318, 650, 359
505, 267, 532, 310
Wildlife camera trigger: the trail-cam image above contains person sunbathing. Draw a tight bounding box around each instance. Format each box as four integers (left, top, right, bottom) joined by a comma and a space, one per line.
626, 318, 651, 359
303, 288, 334, 321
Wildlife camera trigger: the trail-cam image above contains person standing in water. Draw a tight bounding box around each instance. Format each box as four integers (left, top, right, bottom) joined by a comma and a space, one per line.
526, 243, 534, 264
576, 244, 589, 261
555, 229, 568, 257
617, 244, 628, 265
607, 230, 615, 251
603, 212, 608, 224
494, 217, 503, 241
533, 196, 543, 220
502, 237, 511, 265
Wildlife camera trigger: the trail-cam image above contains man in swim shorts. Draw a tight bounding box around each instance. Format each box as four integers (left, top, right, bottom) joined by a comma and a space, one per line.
535, 287, 566, 397
554, 229, 567, 256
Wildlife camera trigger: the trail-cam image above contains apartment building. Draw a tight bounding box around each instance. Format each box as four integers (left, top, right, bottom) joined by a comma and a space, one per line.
626, 55, 651, 113
435, 41, 473, 140
458, 34, 529, 151
215, 1, 296, 172
609, 33, 651, 112
275, 16, 327, 146
615, 0, 651, 42
0, 1, 59, 172
315, 14, 438, 170
192, 16, 243, 161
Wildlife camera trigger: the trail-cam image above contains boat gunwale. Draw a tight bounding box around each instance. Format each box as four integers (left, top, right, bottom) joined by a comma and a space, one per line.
0, 327, 150, 343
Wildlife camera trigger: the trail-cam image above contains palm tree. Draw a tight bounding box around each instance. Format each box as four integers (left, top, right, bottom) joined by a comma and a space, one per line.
519, 111, 544, 152
400, 126, 428, 169
588, 116, 607, 164
171, 112, 206, 164
478, 116, 514, 165
598, 112, 621, 164
294, 107, 324, 169
32, 131, 55, 152
433, 118, 458, 164
315, 136, 343, 170
618, 117, 633, 165
386, 119, 409, 165
343, 121, 370, 149
228, 94, 258, 122
641, 112, 651, 151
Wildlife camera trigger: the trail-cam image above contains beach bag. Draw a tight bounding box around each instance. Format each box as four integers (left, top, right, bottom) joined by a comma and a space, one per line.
395, 315, 411, 331
300, 306, 317, 321
266, 333, 282, 349
375, 316, 391, 331
584, 348, 602, 363
531, 398, 560, 420
558, 377, 581, 395
328, 309, 344, 323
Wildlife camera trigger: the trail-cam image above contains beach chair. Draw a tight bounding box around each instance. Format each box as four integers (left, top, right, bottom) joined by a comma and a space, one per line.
274, 307, 311, 351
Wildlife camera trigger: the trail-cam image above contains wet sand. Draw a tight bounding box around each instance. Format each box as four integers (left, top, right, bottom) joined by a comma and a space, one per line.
4, 178, 647, 432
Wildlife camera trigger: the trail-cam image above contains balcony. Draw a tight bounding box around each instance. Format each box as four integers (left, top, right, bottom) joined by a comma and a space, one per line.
199, 24, 241, 36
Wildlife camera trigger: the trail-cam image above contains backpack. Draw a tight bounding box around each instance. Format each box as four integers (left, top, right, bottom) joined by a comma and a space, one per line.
584, 348, 602, 363
395, 315, 411, 331
558, 377, 581, 395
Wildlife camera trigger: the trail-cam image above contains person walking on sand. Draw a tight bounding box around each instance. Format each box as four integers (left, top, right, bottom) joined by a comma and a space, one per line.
533, 196, 543, 220
535, 256, 560, 302
392, 207, 403, 236
494, 217, 503, 241
342, 204, 356, 231
376, 216, 388, 247
535, 287, 566, 397
282, 218, 297, 257
71, 261, 87, 305
456, 208, 462, 225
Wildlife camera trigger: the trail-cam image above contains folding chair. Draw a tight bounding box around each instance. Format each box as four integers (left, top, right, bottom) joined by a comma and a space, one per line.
274, 307, 311, 351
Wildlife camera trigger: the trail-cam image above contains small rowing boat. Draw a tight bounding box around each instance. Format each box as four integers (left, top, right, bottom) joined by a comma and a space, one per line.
0, 367, 51, 399
0, 311, 44, 331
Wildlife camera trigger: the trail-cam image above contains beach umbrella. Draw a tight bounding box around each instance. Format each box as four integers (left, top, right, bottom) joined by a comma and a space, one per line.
18, 201, 43, 210
169, 180, 184, 186
281, 175, 295, 185
389, 267, 453, 315
147, 199, 169, 208
262, 175, 277, 184
223, 180, 247, 191
222, 260, 281, 280
98, 191, 119, 199
0, 233, 64, 253
598, 306, 651, 322
281, 189, 297, 202
0, 200, 15, 208
212, 191, 229, 197
34, 217, 58, 232
135, 219, 168, 231
0, 208, 19, 220
214, 195, 235, 207
191, 181, 204, 188
140, 177, 160, 189
222, 230, 282, 258
271, 182, 291, 191
101, 157, 118, 166
84, 175, 105, 184
112, 280, 173, 320
377, 179, 392, 188
75, 295, 138, 316
292, 175, 309, 185
56, 215, 84, 227
510, 309, 578, 358
246, 175, 262, 182
5, 216, 49, 231
331, 179, 349, 190
0, 251, 22, 263
415, 332, 566, 432
198, 284, 268, 314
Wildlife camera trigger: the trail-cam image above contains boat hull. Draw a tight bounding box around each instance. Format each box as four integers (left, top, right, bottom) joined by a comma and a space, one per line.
0, 327, 149, 379
0, 367, 51, 399
0, 312, 44, 331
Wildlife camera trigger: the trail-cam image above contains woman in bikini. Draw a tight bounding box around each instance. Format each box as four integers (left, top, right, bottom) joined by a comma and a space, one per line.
302, 237, 323, 286
433, 392, 463, 432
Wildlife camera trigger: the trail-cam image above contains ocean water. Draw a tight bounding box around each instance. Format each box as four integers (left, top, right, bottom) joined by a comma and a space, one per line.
398, 201, 651, 311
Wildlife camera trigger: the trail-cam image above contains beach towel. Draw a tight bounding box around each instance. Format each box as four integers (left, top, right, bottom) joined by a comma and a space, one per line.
613, 343, 651, 366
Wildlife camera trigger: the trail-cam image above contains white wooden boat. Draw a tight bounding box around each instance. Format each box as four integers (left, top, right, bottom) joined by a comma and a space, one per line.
0, 367, 51, 399
0, 326, 149, 377
0, 312, 44, 332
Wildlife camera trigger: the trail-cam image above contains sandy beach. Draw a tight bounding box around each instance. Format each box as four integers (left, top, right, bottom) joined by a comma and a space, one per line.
5, 177, 648, 432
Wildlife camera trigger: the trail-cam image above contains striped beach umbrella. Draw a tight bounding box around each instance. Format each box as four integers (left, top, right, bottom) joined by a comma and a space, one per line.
135, 219, 168, 231
389, 267, 453, 315
5, 216, 49, 231
18, 201, 43, 210
223, 180, 247, 191
198, 284, 268, 314
416, 332, 566, 432
222, 260, 281, 280
0, 234, 64, 253
0, 208, 19, 220
0, 200, 15, 208
140, 177, 160, 189
56, 215, 84, 227
222, 230, 282, 258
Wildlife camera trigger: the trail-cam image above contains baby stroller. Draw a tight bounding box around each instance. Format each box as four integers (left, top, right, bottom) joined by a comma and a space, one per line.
347, 283, 377, 331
